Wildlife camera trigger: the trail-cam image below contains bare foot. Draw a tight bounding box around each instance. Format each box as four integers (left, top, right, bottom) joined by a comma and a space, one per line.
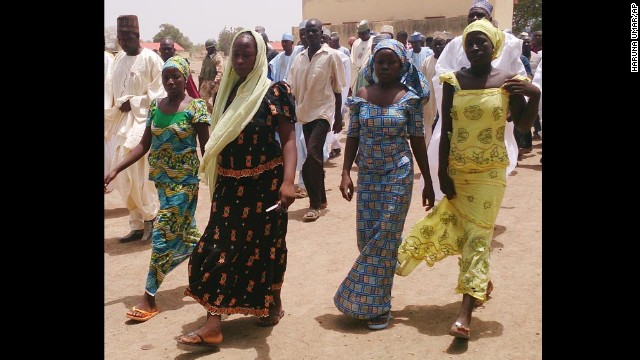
177, 330, 222, 347
126, 293, 158, 319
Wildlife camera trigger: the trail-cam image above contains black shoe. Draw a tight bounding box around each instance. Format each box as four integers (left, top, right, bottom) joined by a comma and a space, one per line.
119, 230, 144, 243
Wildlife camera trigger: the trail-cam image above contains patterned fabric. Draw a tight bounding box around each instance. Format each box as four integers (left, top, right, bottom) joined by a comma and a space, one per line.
117, 15, 138, 32
146, 182, 200, 295
333, 92, 423, 319
185, 82, 296, 317
163, 55, 190, 80
142, 97, 209, 295
441, 72, 529, 172
462, 19, 504, 60
396, 72, 528, 300
146, 98, 210, 185
363, 39, 430, 101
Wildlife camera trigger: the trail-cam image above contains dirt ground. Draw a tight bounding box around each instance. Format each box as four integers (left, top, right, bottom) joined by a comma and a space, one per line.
104, 131, 542, 359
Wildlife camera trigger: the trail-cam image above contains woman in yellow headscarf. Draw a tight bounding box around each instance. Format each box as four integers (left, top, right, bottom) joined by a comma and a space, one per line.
396, 19, 540, 339
177, 30, 298, 349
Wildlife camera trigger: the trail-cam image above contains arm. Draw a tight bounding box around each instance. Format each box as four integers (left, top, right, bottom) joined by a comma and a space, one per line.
340, 136, 359, 202
438, 82, 455, 199
213, 55, 224, 90
333, 92, 343, 133
410, 135, 434, 210
194, 122, 210, 156
104, 126, 152, 192
277, 117, 297, 208
503, 79, 541, 133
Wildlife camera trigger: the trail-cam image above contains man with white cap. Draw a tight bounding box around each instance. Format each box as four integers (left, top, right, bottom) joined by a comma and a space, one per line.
104, 15, 163, 243
269, 33, 296, 82
424, 0, 527, 201
380, 25, 394, 38
349, 19, 372, 94
408, 31, 434, 67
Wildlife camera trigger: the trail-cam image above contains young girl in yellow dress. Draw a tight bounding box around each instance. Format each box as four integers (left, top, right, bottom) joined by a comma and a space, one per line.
396, 19, 540, 339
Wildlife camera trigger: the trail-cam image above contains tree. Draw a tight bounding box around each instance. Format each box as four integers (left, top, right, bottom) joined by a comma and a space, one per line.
217, 26, 241, 56
512, 0, 542, 35
152, 24, 194, 51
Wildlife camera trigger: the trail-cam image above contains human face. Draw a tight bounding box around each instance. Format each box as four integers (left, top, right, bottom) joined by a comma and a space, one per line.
329, 37, 340, 50
464, 31, 494, 65
522, 37, 532, 56
431, 38, 447, 59
159, 40, 175, 62
231, 34, 257, 80
117, 31, 140, 56
299, 28, 308, 48
282, 40, 294, 54
305, 20, 323, 48
162, 67, 185, 97
532, 31, 542, 47
468, 7, 491, 24
373, 48, 402, 84
357, 30, 370, 41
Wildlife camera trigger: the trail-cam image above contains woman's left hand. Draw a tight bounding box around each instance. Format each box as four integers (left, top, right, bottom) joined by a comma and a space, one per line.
278, 183, 296, 209
422, 181, 435, 211
502, 79, 541, 97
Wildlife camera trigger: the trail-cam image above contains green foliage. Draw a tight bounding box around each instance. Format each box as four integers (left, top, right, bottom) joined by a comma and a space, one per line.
512, 0, 542, 35
217, 27, 241, 56
152, 24, 194, 51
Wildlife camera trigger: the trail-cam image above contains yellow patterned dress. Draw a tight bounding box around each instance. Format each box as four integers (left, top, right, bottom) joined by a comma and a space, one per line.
396, 72, 528, 301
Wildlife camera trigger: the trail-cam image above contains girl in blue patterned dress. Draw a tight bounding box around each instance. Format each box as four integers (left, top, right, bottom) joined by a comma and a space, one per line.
104, 56, 210, 322
333, 39, 435, 330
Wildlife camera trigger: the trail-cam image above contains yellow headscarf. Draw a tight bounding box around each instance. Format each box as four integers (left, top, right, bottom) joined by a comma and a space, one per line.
462, 18, 504, 60
199, 29, 271, 193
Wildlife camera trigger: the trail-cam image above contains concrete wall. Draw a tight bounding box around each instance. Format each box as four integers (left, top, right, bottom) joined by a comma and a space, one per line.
297, 0, 514, 45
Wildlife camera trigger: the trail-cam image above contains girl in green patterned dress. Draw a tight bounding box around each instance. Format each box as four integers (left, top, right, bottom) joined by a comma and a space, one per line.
104, 55, 210, 322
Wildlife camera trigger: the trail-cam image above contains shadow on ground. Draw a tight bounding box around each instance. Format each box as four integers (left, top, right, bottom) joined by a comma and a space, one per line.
105, 285, 194, 320
174, 314, 275, 359
105, 207, 129, 219
104, 235, 154, 256
315, 301, 503, 347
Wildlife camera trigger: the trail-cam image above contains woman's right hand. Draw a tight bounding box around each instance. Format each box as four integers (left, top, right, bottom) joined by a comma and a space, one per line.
340, 173, 354, 202
438, 170, 456, 200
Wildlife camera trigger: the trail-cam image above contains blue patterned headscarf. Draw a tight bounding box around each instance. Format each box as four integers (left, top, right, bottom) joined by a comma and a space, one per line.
363, 39, 430, 100
162, 55, 190, 80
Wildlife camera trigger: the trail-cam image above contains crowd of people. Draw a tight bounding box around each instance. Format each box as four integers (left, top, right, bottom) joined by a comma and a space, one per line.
105, 0, 541, 350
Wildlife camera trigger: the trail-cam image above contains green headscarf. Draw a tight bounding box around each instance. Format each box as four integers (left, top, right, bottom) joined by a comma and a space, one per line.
162, 55, 190, 79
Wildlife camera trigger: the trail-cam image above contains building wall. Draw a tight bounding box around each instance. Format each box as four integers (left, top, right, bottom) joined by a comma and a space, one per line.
298, 0, 514, 43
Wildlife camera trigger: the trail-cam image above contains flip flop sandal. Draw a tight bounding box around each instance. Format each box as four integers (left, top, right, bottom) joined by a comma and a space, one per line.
126, 306, 160, 322
256, 309, 285, 327
176, 332, 219, 350
302, 209, 320, 221
367, 312, 392, 330
449, 321, 470, 339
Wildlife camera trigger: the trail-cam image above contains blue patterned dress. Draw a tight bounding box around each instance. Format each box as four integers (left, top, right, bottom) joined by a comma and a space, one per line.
333, 91, 425, 319
144, 98, 209, 295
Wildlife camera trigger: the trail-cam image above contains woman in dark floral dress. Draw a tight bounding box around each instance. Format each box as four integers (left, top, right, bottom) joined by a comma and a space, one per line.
177, 30, 297, 349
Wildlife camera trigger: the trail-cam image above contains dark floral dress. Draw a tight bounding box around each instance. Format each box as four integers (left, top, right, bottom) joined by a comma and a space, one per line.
185, 82, 296, 317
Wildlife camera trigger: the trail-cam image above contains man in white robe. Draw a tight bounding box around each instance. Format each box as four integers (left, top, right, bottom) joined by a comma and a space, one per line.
349, 20, 372, 94
269, 33, 296, 82
104, 15, 164, 242
423, 0, 527, 200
